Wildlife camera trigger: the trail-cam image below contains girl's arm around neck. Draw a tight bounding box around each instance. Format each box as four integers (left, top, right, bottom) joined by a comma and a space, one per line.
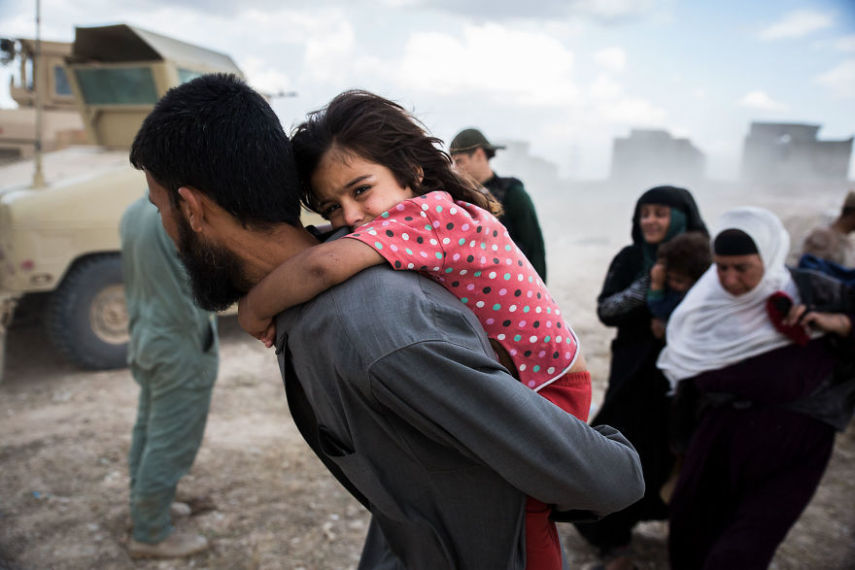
238, 237, 385, 340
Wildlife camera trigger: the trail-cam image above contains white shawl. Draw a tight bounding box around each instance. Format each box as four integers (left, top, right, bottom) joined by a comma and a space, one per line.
657, 206, 802, 387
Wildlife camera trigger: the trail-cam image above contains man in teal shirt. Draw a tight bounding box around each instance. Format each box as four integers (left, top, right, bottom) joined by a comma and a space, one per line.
120, 196, 219, 558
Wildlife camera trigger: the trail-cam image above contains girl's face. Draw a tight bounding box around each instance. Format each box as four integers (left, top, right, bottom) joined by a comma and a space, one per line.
639, 203, 671, 244
311, 149, 415, 228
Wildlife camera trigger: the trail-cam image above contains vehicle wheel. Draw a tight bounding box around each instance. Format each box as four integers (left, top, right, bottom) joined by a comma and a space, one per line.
46, 254, 129, 370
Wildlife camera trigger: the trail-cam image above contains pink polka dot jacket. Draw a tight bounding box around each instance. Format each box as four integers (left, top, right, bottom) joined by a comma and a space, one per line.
346, 191, 580, 391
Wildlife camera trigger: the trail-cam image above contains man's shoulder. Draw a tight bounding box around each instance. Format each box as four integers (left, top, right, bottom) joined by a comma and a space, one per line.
120, 196, 151, 233
496, 176, 533, 208
504, 175, 525, 188
326, 264, 437, 301
803, 225, 846, 255
120, 196, 171, 253
278, 266, 489, 366
291, 266, 479, 337
491, 174, 525, 191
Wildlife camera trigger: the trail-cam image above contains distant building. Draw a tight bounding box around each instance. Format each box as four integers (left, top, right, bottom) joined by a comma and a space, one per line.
490, 139, 560, 192
610, 129, 705, 183
741, 122, 852, 184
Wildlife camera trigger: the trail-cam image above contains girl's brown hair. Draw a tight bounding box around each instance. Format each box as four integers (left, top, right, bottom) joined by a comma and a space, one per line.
292, 90, 501, 216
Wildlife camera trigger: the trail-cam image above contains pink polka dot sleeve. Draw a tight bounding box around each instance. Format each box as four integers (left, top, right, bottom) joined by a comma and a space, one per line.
344, 195, 448, 275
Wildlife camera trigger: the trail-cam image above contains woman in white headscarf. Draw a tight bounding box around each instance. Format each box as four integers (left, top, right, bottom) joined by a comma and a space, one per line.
658, 206, 855, 569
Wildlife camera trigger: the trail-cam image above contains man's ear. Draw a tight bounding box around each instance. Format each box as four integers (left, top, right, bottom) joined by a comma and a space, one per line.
177, 186, 206, 232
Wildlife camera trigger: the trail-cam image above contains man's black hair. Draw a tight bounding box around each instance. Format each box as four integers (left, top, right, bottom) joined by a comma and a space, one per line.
130, 73, 302, 228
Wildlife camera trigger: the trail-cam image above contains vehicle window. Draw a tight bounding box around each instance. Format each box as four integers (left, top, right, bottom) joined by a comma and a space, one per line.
25, 56, 34, 90
178, 68, 203, 84
73, 67, 158, 104
54, 65, 72, 96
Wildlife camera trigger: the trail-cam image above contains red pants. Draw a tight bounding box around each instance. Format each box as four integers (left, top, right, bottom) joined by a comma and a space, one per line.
525, 370, 592, 570
540, 370, 592, 421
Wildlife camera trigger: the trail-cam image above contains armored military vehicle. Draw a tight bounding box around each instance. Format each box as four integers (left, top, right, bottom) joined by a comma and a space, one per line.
0, 37, 86, 163
0, 24, 254, 381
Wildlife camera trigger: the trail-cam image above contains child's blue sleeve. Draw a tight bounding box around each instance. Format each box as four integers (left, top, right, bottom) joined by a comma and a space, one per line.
647, 289, 684, 321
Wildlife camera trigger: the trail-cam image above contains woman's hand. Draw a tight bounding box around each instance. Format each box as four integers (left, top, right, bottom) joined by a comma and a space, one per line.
784, 304, 852, 337
238, 295, 276, 348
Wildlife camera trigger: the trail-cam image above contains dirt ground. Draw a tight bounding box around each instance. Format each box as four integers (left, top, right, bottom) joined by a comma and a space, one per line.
1, 296, 854, 570
2, 186, 855, 569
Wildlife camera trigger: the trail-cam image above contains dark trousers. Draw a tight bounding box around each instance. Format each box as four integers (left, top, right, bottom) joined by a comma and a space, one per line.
574, 360, 673, 555
668, 406, 834, 569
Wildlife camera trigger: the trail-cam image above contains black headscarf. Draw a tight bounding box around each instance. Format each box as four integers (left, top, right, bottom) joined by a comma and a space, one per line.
630, 185, 709, 276
713, 229, 759, 256
630, 186, 708, 245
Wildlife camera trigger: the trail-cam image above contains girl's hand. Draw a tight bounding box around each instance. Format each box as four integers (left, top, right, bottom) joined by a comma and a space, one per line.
259, 322, 276, 349
238, 295, 277, 347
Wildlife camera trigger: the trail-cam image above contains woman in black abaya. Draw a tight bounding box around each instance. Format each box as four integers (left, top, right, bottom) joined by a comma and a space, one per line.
574, 186, 708, 570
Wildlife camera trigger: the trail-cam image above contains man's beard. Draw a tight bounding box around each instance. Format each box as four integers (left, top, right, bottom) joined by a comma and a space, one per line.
176, 213, 253, 312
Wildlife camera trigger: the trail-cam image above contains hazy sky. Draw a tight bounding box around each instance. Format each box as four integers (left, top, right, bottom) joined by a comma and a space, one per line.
1, 0, 853, 179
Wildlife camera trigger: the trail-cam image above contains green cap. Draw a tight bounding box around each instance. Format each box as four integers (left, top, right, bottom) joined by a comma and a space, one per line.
449, 128, 506, 154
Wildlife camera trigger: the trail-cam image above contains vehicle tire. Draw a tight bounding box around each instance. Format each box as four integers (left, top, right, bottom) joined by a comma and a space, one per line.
46, 254, 129, 370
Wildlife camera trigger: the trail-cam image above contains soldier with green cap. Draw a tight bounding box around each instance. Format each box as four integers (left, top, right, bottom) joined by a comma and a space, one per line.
450, 127, 547, 281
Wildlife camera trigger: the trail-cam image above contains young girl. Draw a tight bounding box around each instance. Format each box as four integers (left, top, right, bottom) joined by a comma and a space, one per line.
238, 90, 591, 570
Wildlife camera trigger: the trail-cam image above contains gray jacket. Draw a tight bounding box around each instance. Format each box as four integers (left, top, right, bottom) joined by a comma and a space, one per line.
275, 266, 643, 569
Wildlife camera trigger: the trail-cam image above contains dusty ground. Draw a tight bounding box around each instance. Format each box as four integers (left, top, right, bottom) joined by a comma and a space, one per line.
3, 302, 855, 569
2, 186, 855, 569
